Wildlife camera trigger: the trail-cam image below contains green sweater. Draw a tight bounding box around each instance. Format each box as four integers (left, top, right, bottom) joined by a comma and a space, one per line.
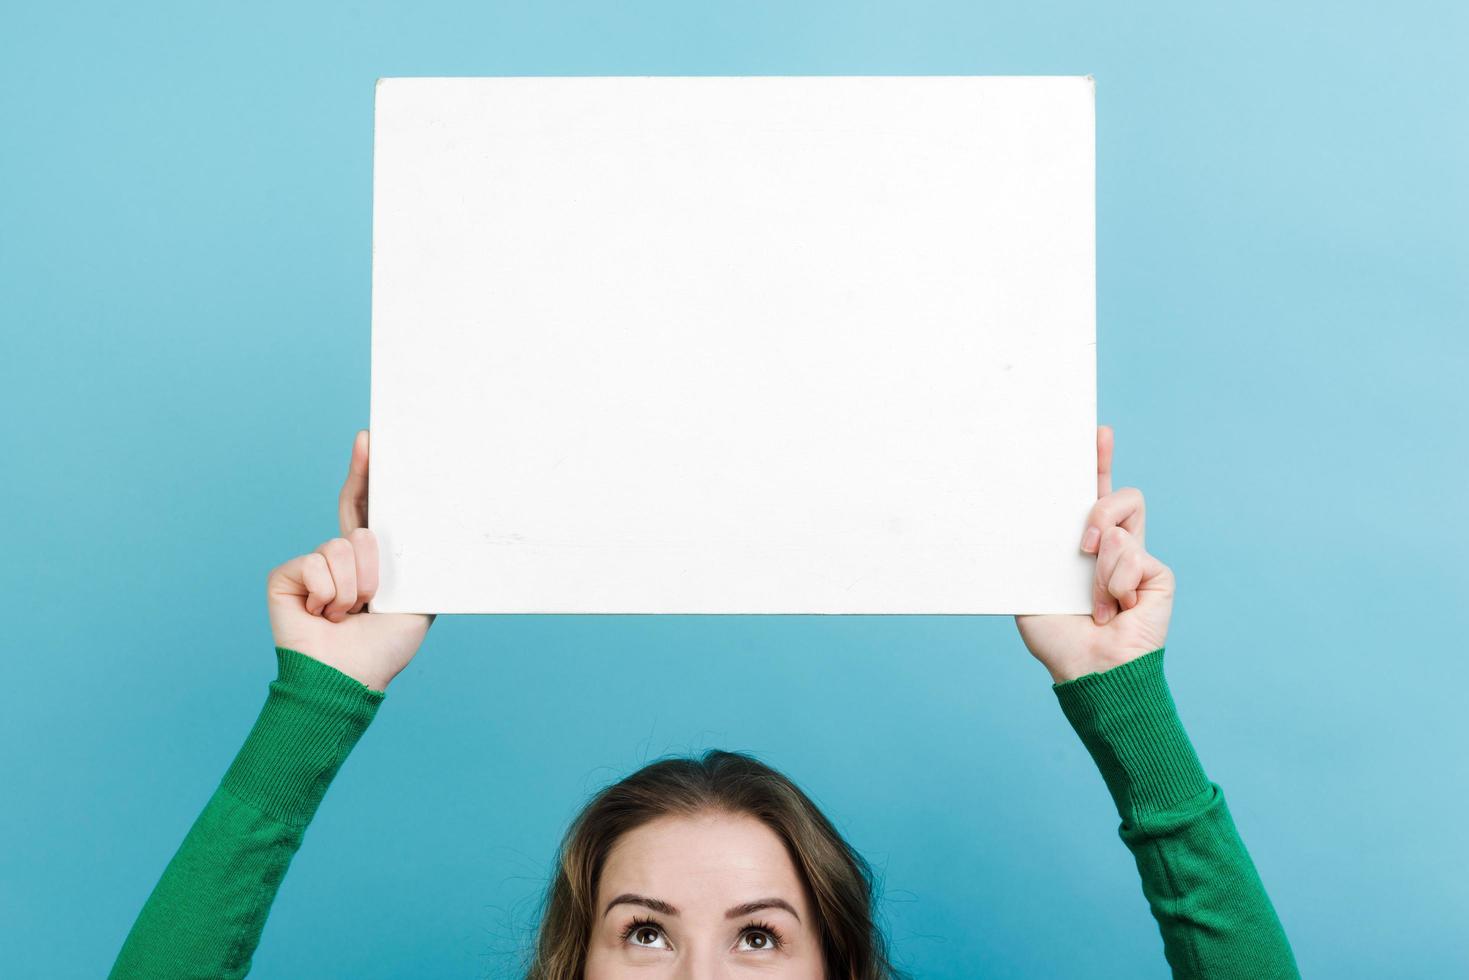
109, 646, 1298, 978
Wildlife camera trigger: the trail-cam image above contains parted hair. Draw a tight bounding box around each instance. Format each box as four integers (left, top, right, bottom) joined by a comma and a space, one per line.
525, 749, 900, 980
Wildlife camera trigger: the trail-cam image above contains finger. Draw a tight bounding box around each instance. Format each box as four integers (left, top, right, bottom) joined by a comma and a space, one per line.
1091, 526, 1130, 623
1097, 425, 1114, 498
1106, 547, 1145, 612
339, 429, 370, 537
300, 553, 336, 616
315, 537, 358, 622
1081, 486, 1146, 554
267, 552, 337, 617
1137, 552, 1175, 598
347, 527, 379, 614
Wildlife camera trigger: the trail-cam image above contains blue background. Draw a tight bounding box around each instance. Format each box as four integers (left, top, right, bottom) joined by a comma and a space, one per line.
3, 1, 1465, 977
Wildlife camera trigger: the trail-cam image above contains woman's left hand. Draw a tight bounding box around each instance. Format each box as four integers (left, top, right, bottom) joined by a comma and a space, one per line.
1015, 425, 1175, 683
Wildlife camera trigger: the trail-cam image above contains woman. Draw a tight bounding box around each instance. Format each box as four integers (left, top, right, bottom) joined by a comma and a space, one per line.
109, 426, 1299, 978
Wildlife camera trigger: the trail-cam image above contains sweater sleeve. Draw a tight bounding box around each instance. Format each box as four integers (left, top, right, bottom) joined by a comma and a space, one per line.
109, 647, 384, 979
1053, 647, 1299, 979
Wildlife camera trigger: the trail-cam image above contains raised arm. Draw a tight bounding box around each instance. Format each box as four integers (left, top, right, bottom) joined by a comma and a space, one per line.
110, 430, 433, 978
1015, 426, 1299, 979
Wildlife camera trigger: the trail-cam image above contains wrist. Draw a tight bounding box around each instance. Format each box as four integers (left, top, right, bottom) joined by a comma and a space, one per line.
1046, 646, 1151, 684
285, 647, 393, 693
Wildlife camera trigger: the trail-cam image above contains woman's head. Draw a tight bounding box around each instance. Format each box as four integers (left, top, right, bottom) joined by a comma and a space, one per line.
527, 750, 898, 979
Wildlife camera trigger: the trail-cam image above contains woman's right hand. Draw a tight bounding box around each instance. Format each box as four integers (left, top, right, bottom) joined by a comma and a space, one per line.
265, 430, 434, 691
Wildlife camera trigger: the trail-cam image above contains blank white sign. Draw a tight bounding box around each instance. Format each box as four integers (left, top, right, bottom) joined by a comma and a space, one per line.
369, 75, 1096, 614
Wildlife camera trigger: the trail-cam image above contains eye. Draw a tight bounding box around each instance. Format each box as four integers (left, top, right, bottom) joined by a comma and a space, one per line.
737, 924, 784, 951
622, 919, 671, 950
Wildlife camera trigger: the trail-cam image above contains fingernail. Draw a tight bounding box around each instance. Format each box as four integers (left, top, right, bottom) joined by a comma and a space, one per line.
1081, 526, 1100, 552
1096, 604, 1111, 625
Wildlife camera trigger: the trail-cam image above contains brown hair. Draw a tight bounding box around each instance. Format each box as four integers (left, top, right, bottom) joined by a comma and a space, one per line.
525, 749, 900, 979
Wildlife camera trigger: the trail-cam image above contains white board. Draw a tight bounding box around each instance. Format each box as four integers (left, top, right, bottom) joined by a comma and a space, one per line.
369, 75, 1096, 614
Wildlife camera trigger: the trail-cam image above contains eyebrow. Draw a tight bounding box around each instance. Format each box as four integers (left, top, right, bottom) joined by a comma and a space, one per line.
603, 894, 678, 919
725, 898, 801, 922
601, 893, 801, 923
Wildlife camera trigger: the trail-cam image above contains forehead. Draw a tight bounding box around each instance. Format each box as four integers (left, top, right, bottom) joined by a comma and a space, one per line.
598, 811, 808, 912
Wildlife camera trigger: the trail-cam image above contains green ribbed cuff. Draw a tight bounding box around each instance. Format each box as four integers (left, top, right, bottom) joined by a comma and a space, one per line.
1053, 647, 1210, 822
220, 647, 385, 828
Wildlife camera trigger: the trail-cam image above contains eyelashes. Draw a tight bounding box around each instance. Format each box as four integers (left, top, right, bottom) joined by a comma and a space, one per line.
621, 917, 669, 949
618, 916, 786, 952
739, 919, 786, 951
